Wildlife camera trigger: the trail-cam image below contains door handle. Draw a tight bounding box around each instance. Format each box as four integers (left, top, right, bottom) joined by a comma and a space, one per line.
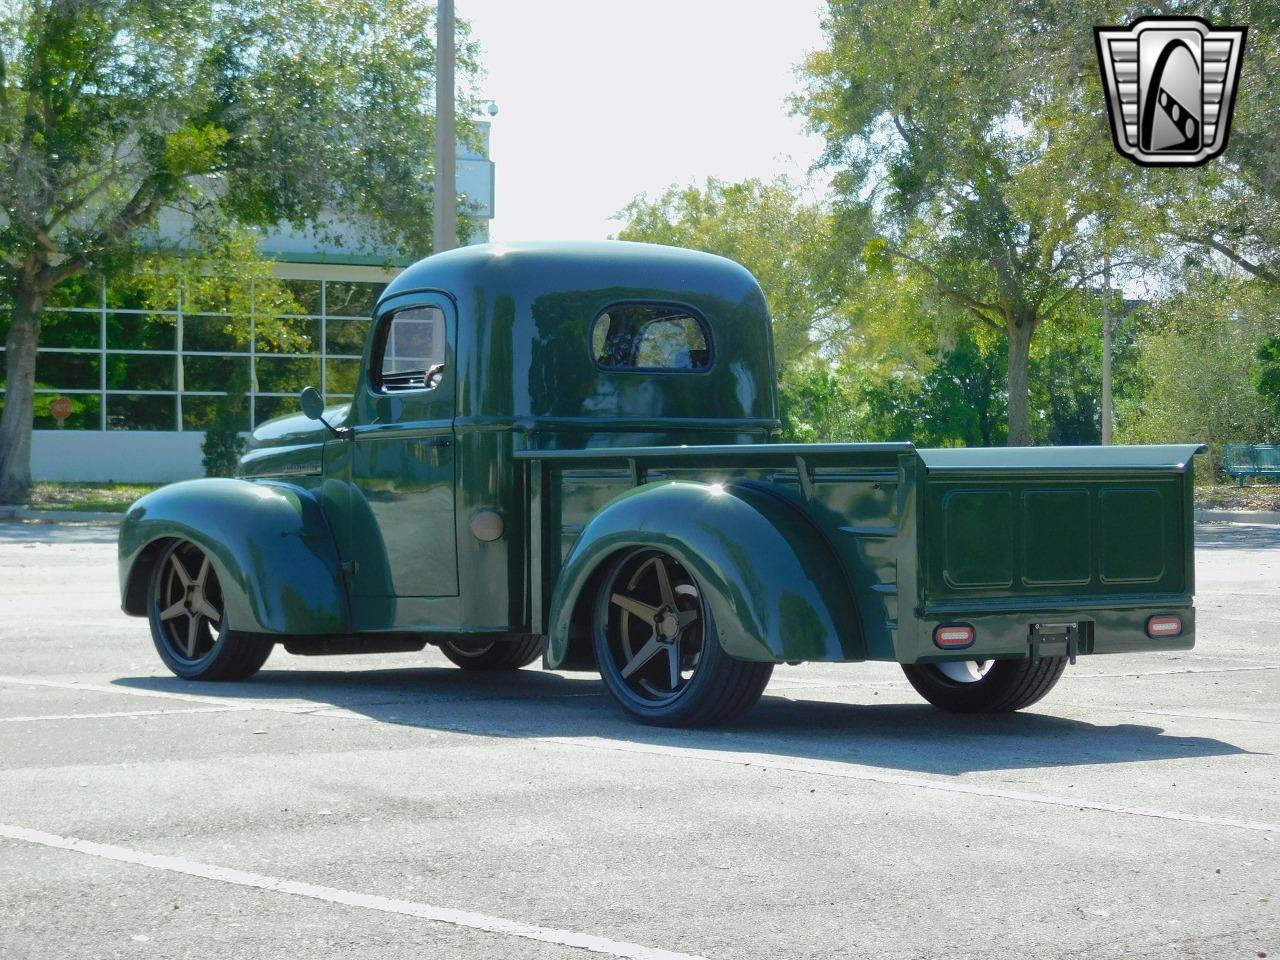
423, 437, 451, 447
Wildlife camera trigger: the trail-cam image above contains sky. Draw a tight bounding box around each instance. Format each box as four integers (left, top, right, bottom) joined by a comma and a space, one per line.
461, 0, 831, 242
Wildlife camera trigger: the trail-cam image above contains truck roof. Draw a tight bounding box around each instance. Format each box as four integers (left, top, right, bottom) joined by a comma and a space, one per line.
376, 241, 780, 429
379, 241, 762, 309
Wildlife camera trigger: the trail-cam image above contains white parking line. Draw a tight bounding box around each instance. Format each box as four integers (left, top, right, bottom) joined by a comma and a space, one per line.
0, 706, 249, 723
0, 822, 708, 960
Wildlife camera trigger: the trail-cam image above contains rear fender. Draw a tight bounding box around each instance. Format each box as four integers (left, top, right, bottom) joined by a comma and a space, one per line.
545, 480, 864, 668
118, 478, 349, 635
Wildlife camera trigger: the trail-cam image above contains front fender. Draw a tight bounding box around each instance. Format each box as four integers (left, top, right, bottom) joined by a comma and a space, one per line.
545, 480, 864, 667
118, 478, 349, 635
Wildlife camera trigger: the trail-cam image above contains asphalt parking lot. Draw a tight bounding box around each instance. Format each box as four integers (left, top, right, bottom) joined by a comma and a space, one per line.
0, 520, 1276, 960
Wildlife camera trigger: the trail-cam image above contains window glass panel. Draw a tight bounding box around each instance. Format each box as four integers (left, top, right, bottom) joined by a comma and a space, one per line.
255, 356, 320, 394
377, 306, 445, 391
46, 276, 103, 309
591, 304, 711, 371
35, 352, 100, 390
107, 394, 176, 430
183, 356, 250, 393
38, 310, 101, 348
325, 318, 370, 356
106, 354, 175, 391
33, 393, 101, 430
256, 317, 319, 354
181, 315, 247, 353
325, 358, 362, 394
105, 277, 170, 311
107, 313, 175, 351
182, 396, 250, 432
325, 281, 384, 318
281, 279, 322, 316
253, 395, 297, 427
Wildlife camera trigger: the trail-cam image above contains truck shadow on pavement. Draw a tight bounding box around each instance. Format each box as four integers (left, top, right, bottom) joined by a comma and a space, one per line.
112, 665, 1253, 777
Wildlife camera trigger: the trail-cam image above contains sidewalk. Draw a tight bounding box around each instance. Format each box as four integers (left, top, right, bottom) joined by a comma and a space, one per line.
0, 506, 125, 524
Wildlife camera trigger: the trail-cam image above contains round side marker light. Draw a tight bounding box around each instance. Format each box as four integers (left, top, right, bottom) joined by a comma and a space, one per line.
934, 624, 975, 649
1146, 615, 1183, 639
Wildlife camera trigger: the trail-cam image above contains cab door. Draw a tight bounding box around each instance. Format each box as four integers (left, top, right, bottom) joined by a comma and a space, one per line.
346, 295, 458, 601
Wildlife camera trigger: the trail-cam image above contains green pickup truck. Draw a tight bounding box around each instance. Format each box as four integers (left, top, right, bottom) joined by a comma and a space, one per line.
118, 242, 1203, 726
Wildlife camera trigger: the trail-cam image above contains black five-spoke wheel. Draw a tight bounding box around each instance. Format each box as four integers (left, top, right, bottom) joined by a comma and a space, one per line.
592, 548, 773, 726
146, 540, 273, 681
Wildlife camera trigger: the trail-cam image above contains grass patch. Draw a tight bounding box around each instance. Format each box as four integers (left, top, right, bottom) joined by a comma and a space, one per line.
26, 482, 160, 513
1194, 483, 1280, 512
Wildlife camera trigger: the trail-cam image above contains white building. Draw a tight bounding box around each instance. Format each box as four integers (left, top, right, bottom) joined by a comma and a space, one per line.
12, 126, 494, 484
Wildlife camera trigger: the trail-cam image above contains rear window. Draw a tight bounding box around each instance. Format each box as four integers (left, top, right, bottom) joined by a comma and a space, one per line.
591, 303, 711, 372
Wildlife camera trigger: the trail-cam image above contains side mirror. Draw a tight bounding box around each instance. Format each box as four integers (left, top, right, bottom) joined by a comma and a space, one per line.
299, 386, 347, 439
300, 386, 325, 421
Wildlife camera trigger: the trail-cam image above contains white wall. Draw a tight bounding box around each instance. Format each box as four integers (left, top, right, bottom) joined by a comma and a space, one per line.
31, 431, 207, 484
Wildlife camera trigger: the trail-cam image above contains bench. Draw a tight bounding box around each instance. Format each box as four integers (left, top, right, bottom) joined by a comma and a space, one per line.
1223, 444, 1280, 486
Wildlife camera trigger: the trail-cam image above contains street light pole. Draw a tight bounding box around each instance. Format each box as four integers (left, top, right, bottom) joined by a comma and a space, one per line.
433, 0, 457, 254
1101, 250, 1113, 446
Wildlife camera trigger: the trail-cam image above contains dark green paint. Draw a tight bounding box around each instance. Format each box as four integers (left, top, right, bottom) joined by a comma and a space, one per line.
118, 478, 348, 635
118, 242, 1204, 669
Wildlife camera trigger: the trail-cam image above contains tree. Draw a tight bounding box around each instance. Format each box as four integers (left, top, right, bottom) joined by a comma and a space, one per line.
1158, 2, 1280, 286
0, 0, 480, 501
616, 177, 853, 376
1118, 271, 1280, 480
793, 0, 1163, 444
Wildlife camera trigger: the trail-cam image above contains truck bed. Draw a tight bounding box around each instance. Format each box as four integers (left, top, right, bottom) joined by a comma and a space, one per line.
516, 442, 1203, 664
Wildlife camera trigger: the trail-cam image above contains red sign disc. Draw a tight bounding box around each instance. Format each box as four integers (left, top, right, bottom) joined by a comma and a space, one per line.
51, 396, 72, 421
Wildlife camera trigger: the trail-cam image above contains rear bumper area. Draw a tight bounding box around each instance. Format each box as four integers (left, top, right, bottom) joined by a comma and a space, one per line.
899, 604, 1195, 665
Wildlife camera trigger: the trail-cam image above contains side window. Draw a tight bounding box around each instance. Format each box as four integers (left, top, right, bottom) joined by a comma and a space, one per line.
376, 305, 446, 392
591, 303, 712, 372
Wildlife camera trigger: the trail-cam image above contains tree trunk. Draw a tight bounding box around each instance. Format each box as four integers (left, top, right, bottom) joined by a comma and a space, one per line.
1006, 318, 1034, 447
0, 285, 46, 503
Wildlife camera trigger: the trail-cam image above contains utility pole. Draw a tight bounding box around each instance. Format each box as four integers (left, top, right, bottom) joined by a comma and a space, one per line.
1101, 250, 1113, 445
433, 0, 457, 254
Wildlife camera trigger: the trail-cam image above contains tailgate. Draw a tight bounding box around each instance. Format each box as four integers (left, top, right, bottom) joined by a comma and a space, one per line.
915, 445, 1204, 616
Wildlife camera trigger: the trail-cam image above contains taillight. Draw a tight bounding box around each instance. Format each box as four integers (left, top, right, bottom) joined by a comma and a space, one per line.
934, 624, 975, 649
1146, 615, 1183, 639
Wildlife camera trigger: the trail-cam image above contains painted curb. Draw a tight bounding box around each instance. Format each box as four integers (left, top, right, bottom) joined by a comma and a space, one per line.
1195, 508, 1280, 525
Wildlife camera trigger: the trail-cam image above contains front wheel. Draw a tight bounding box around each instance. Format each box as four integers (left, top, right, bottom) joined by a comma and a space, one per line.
147, 539, 273, 681
902, 657, 1067, 713
592, 548, 773, 727
439, 635, 543, 671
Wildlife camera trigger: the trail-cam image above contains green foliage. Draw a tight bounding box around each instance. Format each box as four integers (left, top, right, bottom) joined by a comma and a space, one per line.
1118, 273, 1280, 481
616, 177, 853, 375
857, 334, 1007, 447
1256, 337, 1280, 419
777, 358, 859, 443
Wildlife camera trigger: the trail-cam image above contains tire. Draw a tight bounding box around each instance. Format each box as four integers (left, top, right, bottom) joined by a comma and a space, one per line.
592, 548, 773, 727
439, 634, 543, 671
902, 656, 1067, 713
147, 539, 273, 681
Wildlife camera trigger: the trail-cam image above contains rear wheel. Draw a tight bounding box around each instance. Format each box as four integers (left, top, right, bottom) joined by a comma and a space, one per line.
902, 657, 1067, 713
439, 634, 543, 671
592, 548, 773, 727
147, 540, 273, 681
